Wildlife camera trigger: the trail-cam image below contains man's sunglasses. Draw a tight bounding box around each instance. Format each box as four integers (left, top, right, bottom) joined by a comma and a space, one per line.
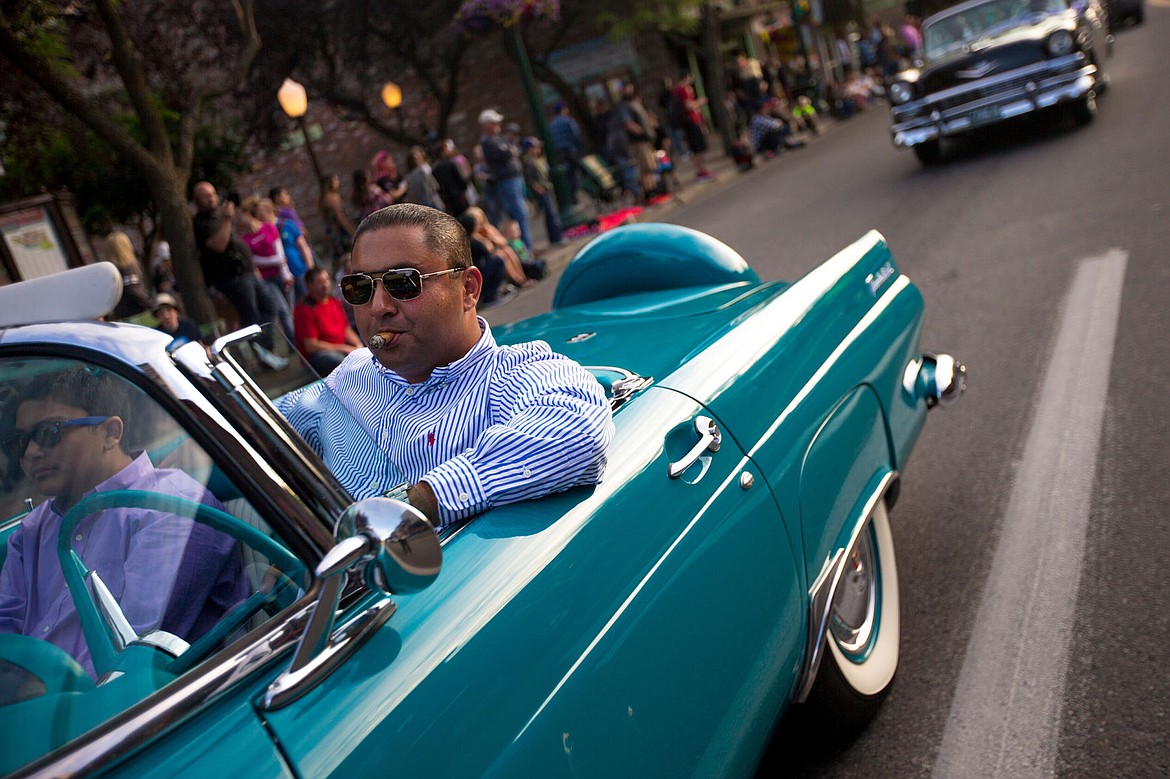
339, 267, 467, 305
2, 416, 110, 459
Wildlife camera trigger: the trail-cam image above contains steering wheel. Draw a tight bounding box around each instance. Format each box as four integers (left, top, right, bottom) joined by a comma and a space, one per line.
57, 489, 306, 677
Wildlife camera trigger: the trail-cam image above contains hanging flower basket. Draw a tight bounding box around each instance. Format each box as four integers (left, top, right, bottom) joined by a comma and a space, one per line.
455, 0, 560, 34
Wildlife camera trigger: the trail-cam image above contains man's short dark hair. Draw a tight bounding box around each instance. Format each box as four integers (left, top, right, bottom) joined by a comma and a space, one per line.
21, 367, 129, 421
353, 204, 471, 270
304, 266, 330, 284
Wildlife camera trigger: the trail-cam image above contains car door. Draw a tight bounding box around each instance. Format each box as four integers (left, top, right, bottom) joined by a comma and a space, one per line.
257, 386, 806, 778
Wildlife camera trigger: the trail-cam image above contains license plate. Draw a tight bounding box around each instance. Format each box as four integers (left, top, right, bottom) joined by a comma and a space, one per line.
970, 106, 1002, 126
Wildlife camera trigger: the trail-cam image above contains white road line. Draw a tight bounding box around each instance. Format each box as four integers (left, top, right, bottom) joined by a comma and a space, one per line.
932, 249, 1128, 779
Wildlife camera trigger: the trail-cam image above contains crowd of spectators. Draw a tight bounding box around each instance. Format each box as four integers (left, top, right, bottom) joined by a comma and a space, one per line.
90, 17, 926, 375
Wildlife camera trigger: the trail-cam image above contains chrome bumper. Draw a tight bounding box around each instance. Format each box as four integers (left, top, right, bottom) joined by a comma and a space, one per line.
891, 63, 1096, 148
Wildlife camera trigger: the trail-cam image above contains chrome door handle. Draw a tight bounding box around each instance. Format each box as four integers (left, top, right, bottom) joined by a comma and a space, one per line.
669, 416, 722, 479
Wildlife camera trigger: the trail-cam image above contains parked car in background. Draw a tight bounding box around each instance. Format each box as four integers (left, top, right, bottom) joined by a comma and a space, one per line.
888, 0, 1112, 165
0, 225, 964, 778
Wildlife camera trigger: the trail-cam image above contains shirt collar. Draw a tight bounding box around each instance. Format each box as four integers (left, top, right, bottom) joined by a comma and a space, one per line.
371, 317, 495, 389
49, 451, 153, 517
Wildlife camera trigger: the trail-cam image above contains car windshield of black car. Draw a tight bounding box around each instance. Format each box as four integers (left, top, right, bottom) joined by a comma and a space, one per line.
923, 0, 1068, 58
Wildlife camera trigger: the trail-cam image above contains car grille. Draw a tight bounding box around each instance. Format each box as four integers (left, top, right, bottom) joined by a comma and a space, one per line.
930, 70, 1045, 112
922, 42, 1048, 93
893, 53, 1083, 122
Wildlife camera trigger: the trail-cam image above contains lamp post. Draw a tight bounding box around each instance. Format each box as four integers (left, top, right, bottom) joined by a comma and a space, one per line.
380, 81, 403, 130
504, 26, 587, 228
277, 78, 325, 189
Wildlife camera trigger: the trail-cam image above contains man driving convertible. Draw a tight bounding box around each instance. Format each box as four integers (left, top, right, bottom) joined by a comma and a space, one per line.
0, 366, 249, 678
279, 204, 615, 530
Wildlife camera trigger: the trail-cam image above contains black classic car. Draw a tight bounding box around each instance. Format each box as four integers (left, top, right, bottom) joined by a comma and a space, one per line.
888, 0, 1111, 164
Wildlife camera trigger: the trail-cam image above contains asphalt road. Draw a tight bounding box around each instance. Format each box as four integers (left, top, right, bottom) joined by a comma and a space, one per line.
490, 9, 1170, 776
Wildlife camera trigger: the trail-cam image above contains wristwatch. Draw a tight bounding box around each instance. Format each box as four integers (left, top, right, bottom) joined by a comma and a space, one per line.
383, 482, 411, 504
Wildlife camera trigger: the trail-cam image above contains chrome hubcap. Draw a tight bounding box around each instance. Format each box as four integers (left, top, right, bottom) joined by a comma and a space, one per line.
829, 527, 878, 659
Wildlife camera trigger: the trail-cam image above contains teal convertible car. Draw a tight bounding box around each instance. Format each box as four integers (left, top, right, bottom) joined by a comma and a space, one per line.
0, 225, 963, 777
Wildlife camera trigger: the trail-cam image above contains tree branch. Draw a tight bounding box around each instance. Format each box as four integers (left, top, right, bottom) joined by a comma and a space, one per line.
0, 20, 159, 177
92, 0, 172, 164
198, 0, 262, 102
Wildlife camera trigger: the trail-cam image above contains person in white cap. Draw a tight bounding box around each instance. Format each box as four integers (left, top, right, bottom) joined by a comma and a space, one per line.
477, 108, 535, 253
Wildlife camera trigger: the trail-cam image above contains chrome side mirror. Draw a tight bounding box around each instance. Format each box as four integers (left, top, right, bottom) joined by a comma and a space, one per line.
335, 497, 442, 594
904, 353, 967, 409
263, 498, 441, 709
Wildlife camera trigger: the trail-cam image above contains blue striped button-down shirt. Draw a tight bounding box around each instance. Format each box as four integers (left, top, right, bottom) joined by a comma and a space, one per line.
279, 319, 614, 529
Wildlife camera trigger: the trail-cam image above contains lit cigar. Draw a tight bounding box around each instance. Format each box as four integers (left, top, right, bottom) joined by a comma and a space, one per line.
368, 332, 395, 349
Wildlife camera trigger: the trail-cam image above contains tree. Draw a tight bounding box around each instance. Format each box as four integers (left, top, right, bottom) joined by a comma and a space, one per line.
0, 100, 249, 255
245, 0, 471, 152
513, 0, 732, 152
0, 0, 261, 323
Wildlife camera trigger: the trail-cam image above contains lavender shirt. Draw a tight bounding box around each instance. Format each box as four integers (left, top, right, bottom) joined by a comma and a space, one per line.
0, 452, 250, 677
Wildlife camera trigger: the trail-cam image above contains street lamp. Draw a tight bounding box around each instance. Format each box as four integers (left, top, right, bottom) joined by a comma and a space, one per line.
380, 81, 402, 110
277, 77, 325, 188
381, 81, 403, 128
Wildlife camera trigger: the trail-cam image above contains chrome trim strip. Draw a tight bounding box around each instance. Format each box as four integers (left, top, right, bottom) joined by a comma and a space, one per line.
89, 571, 137, 652
794, 469, 898, 703
135, 630, 191, 659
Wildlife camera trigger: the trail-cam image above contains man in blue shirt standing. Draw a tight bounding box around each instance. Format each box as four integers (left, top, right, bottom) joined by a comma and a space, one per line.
548, 101, 584, 204
279, 203, 613, 530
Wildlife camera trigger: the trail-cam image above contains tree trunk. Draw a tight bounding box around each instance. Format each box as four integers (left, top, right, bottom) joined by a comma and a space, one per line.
147, 171, 215, 325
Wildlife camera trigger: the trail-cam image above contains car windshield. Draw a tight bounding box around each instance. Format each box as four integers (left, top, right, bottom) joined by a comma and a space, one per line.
923, 0, 1068, 58
0, 355, 306, 773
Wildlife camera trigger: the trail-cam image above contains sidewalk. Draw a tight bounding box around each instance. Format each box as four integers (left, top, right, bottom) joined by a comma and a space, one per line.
482, 127, 831, 326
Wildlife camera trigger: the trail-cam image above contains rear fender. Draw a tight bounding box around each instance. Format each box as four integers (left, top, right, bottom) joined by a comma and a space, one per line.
795, 467, 898, 702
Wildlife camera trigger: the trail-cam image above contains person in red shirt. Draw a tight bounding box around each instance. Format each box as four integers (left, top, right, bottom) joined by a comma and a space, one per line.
293, 267, 364, 375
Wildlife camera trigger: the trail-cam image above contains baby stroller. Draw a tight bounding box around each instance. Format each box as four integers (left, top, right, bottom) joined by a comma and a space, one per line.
580, 154, 621, 204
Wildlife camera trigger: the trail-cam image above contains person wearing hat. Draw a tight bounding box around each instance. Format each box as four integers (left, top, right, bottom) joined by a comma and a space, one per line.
477, 108, 534, 253
153, 294, 203, 351
521, 137, 563, 246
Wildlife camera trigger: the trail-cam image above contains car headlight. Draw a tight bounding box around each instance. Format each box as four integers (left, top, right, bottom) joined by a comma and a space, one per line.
889, 81, 914, 105
1046, 30, 1074, 56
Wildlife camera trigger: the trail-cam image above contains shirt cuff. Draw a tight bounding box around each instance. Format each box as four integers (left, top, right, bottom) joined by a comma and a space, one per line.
421, 454, 487, 527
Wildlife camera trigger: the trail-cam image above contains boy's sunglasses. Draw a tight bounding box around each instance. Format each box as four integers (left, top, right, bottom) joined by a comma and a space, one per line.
339, 267, 466, 305
2, 416, 110, 459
